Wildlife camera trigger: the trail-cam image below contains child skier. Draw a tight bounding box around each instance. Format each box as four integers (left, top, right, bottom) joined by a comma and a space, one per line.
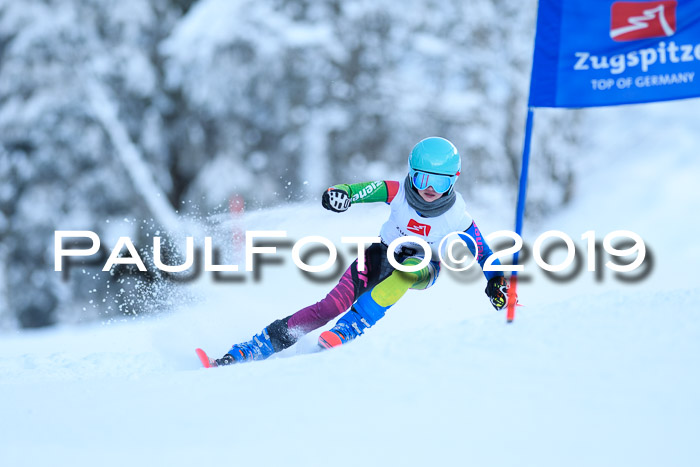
209, 137, 510, 366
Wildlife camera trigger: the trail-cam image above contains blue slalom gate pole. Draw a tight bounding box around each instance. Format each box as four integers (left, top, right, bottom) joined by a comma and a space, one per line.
507, 106, 535, 323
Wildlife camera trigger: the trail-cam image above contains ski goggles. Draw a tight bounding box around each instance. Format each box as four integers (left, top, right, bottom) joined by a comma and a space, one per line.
409, 169, 457, 194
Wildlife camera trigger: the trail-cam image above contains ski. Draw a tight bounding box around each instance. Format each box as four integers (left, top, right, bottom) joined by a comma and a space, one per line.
318, 330, 343, 349
195, 348, 218, 368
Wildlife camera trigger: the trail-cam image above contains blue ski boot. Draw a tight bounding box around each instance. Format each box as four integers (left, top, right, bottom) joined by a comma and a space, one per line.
318, 291, 390, 349
217, 328, 276, 365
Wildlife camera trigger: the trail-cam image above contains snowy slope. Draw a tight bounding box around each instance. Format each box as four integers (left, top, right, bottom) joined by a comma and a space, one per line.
1, 99, 700, 467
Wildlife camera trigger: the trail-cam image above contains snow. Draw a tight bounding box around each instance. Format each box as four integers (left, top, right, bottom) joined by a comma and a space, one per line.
86, 80, 182, 236
1, 99, 699, 466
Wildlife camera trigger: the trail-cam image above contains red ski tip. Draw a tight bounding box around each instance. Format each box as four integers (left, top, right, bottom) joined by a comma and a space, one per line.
318, 331, 343, 349
195, 348, 217, 368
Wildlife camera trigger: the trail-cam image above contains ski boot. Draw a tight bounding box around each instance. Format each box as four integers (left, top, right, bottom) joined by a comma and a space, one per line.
217, 328, 276, 365
318, 291, 390, 349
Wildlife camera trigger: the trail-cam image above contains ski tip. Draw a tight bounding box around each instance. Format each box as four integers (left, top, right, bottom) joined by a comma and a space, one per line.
195, 348, 217, 368
318, 331, 343, 350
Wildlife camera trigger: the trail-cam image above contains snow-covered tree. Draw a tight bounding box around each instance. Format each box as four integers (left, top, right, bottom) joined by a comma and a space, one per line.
163, 0, 581, 211
0, 0, 183, 326
0, 0, 583, 328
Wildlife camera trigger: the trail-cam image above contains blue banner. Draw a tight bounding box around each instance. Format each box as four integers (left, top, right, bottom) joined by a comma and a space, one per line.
529, 0, 700, 107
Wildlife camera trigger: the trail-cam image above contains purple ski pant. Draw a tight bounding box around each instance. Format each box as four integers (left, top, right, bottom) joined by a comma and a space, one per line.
286, 242, 391, 334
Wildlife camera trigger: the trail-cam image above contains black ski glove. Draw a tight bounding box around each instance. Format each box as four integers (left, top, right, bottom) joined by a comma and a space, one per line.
485, 276, 509, 310
322, 188, 351, 213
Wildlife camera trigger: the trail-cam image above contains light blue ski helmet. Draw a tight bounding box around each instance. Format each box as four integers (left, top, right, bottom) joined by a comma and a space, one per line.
408, 137, 461, 194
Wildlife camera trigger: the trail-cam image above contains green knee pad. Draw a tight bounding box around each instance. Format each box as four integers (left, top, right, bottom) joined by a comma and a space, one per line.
370, 258, 433, 307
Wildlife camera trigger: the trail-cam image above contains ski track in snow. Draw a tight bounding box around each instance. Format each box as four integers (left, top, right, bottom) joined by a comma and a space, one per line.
2, 100, 700, 467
